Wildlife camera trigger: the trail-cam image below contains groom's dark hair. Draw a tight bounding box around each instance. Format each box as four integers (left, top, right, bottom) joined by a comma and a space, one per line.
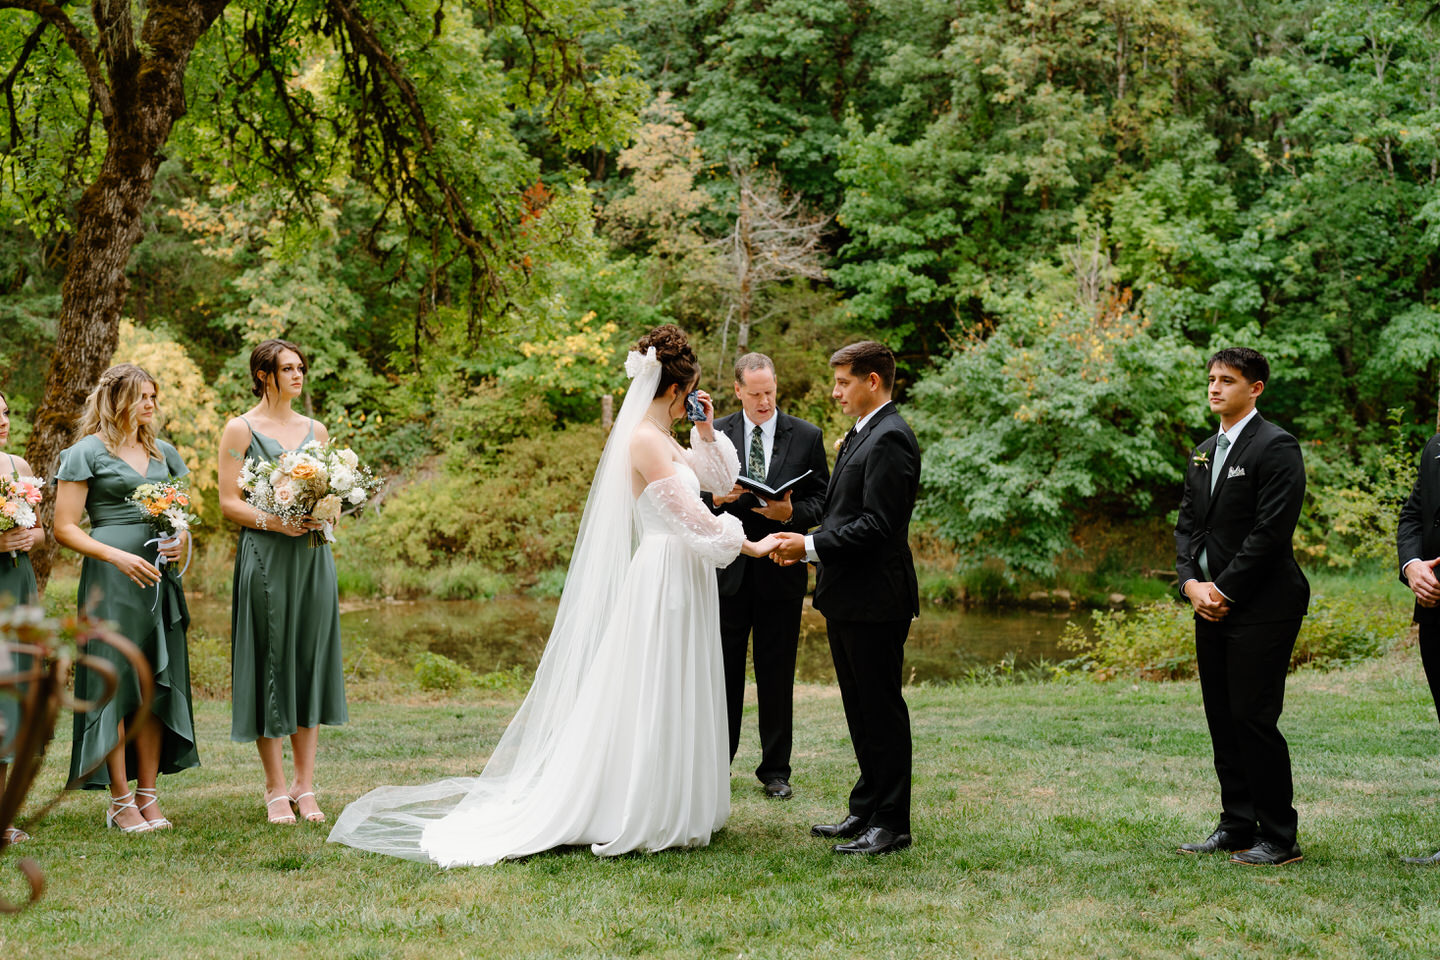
830, 341, 895, 391
1206, 347, 1269, 385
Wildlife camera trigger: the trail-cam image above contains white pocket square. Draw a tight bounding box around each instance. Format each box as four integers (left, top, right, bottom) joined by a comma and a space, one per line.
1227, 465, 1246, 479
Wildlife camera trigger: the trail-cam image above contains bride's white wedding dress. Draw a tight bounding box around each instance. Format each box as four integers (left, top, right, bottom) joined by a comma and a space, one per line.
328, 350, 745, 866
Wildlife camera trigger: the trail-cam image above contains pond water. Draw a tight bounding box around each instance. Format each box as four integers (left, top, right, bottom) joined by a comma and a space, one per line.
189, 596, 1080, 685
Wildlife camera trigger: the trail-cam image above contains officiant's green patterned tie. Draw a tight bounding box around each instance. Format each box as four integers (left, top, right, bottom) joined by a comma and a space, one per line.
748, 426, 765, 479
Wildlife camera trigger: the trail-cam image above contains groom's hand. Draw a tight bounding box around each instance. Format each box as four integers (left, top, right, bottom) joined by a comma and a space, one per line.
752, 491, 793, 523
770, 532, 807, 565
1405, 558, 1440, 607
1183, 580, 1230, 622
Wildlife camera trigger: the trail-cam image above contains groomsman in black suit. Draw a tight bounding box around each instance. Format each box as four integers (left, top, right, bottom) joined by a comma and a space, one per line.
772, 341, 921, 855
1174, 347, 1309, 866
1395, 427, 1440, 863
706, 353, 829, 799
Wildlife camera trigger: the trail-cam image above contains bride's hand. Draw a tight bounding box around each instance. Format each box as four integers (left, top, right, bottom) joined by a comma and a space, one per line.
741, 534, 782, 558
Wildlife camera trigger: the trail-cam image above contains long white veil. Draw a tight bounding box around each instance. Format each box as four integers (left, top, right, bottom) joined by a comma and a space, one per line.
327, 349, 662, 860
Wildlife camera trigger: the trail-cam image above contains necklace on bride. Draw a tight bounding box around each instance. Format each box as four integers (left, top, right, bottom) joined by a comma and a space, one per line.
645, 414, 674, 434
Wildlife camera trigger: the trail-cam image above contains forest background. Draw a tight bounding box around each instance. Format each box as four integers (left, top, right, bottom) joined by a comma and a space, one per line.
2, 0, 1438, 613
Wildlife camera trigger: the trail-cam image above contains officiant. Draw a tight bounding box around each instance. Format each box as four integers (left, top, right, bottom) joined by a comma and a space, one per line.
706, 353, 829, 799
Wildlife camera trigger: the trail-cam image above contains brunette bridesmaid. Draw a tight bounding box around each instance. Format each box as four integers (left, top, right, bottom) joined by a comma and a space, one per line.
53, 365, 198, 832
218, 340, 346, 825
0, 390, 44, 844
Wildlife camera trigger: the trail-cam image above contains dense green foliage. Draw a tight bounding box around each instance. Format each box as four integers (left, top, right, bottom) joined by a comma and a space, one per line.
2, 0, 1439, 584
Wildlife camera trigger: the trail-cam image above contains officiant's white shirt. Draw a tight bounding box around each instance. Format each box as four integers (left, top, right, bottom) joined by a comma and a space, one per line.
804, 405, 884, 563
744, 411, 778, 478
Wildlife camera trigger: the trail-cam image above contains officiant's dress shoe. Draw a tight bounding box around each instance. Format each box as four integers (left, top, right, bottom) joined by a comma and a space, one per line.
1177, 829, 1253, 855
1403, 849, 1440, 865
1229, 840, 1303, 865
811, 815, 865, 839
832, 826, 911, 855
763, 778, 793, 799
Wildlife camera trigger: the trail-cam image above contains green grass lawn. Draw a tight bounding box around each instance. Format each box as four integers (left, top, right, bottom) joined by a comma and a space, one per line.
6, 647, 1440, 959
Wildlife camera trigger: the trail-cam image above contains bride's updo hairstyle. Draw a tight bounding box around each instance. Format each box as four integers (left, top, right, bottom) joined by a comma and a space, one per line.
636, 324, 699, 398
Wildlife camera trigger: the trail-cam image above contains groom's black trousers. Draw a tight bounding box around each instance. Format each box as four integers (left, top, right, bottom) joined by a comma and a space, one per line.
827, 617, 912, 835
1195, 616, 1301, 848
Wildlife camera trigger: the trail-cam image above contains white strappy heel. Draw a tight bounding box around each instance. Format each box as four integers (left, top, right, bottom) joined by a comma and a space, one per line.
105, 791, 154, 833
266, 792, 295, 825
290, 790, 326, 824
135, 787, 173, 830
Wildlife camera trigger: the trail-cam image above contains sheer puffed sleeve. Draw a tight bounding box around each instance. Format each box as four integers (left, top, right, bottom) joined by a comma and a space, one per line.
644, 475, 745, 567
682, 432, 741, 494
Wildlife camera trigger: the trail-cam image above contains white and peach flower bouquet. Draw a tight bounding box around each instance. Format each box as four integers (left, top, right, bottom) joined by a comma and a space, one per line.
238, 440, 380, 546
0, 472, 43, 567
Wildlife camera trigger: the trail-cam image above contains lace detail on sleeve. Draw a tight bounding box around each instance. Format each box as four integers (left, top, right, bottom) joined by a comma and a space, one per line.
644, 474, 745, 567
682, 431, 741, 494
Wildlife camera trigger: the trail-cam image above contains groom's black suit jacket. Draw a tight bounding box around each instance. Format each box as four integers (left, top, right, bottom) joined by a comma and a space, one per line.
812, 402, 921, 623
707, 410, 830, 596
1173, 412, 1309, 625
1396, 432, 1440, 625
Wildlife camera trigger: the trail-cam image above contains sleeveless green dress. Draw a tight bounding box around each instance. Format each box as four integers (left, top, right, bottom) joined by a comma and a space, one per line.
56, 435, 199, 789
229, 418, 347, 741
1, 452, 39, 763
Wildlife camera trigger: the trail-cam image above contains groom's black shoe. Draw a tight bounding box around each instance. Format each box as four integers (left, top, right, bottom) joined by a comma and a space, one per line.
1177, 829, 1252, 855
833, 826, 911, 855
763, 779, 793, 799
811, 815, 865, 839
1229, 840, 1303, 865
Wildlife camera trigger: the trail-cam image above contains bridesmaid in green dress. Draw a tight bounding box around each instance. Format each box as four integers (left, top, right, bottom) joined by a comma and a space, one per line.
0, 389, 44, 844
53, 364, 198, 833
218, 339, 346, 826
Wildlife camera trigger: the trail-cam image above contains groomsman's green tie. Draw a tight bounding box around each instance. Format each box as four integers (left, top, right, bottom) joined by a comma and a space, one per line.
1198, 433, 1232, 580
748, 426, 765, 479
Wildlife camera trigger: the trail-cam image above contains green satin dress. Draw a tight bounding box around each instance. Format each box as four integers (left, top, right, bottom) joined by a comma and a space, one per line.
1, 452, 39, 763
57, 435, 199, 789
229, 418, 347, 742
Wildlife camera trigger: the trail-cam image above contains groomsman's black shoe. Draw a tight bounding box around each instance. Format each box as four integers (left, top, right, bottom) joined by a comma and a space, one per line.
1229, 840, 1303, 865
832, 826, 911, 855
811, 815, 865, 839
1402, 849, 1440, 864
763, 778, 793, 799
1177, 829, 1253, 855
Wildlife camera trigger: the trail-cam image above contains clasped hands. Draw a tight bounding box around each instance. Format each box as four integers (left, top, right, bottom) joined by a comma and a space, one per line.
1407, 558, 1440, 608
1183, 580, 1230, 622
0, 525, 42, 554
739, 531, 809, 564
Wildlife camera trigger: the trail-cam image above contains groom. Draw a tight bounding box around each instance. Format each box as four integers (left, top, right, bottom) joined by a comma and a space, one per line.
772, 340, 921, 855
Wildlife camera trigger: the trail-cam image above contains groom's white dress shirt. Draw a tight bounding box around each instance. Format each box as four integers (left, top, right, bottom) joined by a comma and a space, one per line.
803, 405, 884, 563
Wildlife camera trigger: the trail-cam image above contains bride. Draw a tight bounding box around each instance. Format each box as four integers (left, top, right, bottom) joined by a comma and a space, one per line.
328, 325, 780, 864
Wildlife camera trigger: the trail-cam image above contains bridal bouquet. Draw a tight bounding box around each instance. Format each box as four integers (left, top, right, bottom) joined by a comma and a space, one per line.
0, 473, 43, 567
238, 440, 380, 546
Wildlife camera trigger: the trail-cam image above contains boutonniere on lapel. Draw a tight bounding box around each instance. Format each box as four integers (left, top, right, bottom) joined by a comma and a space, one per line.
1191, 451, 1210, 468
833, 436, 845, 453
1226, 465, 1246, 479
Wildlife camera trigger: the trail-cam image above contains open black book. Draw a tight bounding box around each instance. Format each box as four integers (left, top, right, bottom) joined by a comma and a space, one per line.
736, 469, 815, 501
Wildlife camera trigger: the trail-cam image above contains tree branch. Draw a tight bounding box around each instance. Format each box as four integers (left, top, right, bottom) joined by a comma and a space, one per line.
0, 0, 114, 119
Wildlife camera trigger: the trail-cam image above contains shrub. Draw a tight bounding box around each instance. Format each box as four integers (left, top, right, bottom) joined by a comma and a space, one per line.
413, 651, 475, 692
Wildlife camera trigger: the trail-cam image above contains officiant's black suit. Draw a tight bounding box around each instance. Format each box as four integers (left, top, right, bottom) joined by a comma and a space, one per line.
811, 401, 920, 835
707, 410, 829, 783
1396, 433, 1440, 723
1174, 412, 1309, 848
